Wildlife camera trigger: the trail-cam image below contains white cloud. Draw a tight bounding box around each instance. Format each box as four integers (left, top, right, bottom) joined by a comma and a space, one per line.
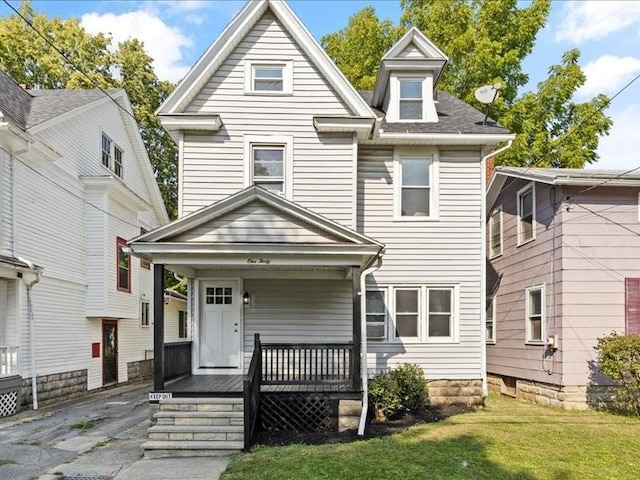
81, 10, 193, 83
577, 55, 640, 97
589, 104, 640, 170
555, 1, 640, 43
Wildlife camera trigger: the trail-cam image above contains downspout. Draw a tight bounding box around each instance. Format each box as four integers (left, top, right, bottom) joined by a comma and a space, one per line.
17, 257, 42, 410
358, 251, 383, 436
480, 139, 512, 398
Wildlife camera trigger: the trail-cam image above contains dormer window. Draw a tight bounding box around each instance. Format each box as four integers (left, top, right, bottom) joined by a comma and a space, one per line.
399, 79, 423, 120
244, 60, 292, 94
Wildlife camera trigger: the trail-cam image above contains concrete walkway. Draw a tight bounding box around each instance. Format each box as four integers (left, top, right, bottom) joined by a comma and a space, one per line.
0, 382, 231, 480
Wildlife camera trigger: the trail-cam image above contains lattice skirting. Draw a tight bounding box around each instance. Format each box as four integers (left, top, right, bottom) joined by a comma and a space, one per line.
260, 393, 332, 433
0, 389, 19, 417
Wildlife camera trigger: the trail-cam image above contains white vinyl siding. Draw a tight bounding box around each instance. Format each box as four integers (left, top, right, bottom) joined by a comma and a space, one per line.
242, 279, 351, 370
182, 12, 355, 227
358, 146, 483, 378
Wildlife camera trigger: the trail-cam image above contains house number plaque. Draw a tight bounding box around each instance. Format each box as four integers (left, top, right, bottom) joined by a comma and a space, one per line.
247, 257, 271, 265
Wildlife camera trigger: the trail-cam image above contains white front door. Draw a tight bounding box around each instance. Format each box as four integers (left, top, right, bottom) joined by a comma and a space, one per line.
199, 281, 241, 369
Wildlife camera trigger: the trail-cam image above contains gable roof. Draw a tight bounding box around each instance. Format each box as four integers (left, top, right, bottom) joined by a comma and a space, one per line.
383, 27, 449, 63
27, 89, 120, 129
487, 167, 640, 211
131, 185, 383, 248
157, 0, 375, 119
0, 69, 32, 128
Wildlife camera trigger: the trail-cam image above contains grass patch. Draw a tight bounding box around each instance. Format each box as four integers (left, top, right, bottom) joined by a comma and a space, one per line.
69, 421, 94, 430
0, 459, 17, 466
222, 395, 640, 480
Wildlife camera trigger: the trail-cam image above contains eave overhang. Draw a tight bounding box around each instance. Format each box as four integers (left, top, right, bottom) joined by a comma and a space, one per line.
366, 132, 515, 146
313, 116, 375, 140
157, 113, 222, 143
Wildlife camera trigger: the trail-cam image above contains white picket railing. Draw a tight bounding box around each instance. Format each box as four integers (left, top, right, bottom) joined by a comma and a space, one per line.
0, 346, 18, 377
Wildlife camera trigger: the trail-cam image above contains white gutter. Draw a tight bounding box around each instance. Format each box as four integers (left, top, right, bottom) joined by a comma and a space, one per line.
480, 139, 512, 398
17, 257, 43, 410
358, 254, 383, 436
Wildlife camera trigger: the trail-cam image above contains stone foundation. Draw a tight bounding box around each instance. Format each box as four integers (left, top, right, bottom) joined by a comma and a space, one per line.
487, 374, 615, 410
337, 399, 362, 432
21, 369, 88, 407
427, 379, 483, 406
128, 359, 153, 383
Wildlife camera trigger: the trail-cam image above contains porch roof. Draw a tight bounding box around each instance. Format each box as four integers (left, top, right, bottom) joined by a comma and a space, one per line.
128, 186, 384, 270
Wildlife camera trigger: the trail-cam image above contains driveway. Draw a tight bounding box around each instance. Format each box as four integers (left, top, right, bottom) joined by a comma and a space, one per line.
0, 382, 230, 480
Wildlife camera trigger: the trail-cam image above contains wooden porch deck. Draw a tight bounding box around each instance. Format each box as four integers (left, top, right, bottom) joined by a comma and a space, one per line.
164, 374, 359, 397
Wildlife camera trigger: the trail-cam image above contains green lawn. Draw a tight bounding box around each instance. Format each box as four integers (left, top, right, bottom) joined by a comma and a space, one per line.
222, 395, 640, 480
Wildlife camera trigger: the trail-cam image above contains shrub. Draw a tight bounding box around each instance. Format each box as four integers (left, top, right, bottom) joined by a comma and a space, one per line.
595, 333, 640, 416
389, 364, 429, 411
368, 364, 429, 420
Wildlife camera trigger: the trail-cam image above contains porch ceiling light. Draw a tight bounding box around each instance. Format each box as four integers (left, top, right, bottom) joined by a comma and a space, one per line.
243, 291, 251, 306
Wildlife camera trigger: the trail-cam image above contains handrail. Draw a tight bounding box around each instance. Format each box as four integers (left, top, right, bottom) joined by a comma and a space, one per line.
0, 346, 18, 377
243, 333, 262, 451
261, 342, 354, 384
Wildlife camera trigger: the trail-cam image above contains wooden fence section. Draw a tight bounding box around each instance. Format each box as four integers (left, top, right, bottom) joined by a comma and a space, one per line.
164, 341, 192, 380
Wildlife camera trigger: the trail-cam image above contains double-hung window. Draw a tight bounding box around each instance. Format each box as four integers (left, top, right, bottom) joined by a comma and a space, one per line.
245, 61, 292, 94
427, 289, 453, 338
366, 291, 387, 340
395, 288, 420, 338
486, 296, 496, 343
489, 207, 503, 258
526, 285, 544, 343
141, 301, 150, 327
517, 184, 535, 244
179, 310, 188, 339
101, 133, 124, 179
397, 156, 434, 218
399, 79, 423, 120
252, 145, 284, 193
116, 237, 130, 293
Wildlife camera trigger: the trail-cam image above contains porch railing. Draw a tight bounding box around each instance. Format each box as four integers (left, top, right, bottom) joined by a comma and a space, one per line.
243, 334, 262, 451
164, 341, 192, 381
0, 346, 18, 377
261, 341, 354, 384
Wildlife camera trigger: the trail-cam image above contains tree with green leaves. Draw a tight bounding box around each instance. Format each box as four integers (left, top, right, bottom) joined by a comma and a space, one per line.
0, 1, 178, 217
321, 0, 612, 168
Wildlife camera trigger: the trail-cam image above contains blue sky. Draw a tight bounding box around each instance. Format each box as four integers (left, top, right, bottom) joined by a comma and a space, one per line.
4, 0, 640, 170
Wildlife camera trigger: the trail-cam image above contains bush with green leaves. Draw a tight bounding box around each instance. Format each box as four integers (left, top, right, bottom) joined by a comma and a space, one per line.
595, 333, 640, 416
368, 364, 429, 419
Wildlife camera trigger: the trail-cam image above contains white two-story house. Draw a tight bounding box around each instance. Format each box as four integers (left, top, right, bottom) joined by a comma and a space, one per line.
130, 0, 513, 455
0, 69, 168, 415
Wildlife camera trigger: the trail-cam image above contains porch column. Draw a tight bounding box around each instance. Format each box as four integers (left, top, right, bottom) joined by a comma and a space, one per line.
352, 267, 362, 391
153, 263, 165, 391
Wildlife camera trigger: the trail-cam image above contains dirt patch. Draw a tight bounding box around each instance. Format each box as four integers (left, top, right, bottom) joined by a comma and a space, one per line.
253, 405, 474, 447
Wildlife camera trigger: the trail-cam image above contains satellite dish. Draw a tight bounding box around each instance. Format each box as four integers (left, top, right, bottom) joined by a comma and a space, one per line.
474, 84, 501, 104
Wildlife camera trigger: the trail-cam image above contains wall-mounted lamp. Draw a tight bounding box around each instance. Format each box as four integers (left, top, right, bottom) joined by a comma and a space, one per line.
243, 291, 251, 306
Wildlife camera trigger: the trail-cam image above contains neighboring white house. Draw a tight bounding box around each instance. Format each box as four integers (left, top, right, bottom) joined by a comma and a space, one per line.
0, 69, 168, 413
130, 0, 514, 454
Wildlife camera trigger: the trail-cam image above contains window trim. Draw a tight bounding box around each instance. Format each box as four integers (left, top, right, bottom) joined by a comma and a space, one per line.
366, 290, 387, 340
178, 310, 188, 339
365, 284, 459, 344
101, 132, 124, 179
486, 296, 496, 344
489, 206, 503, 259
243, 135, 293, 199
388, 72, 437, 122
525, 284, 545, 344
517, 183, 536, 246
141, 301, 150, 327
393, 148, 439, 221
116, 236, 131, 293
244, 60, 293, 95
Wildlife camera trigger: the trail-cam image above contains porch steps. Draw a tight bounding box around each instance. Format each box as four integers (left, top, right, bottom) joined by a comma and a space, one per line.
143, 397, 244, 458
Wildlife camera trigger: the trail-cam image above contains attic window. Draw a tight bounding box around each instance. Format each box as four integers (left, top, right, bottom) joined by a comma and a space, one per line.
399, 79, 423, 120
101, 133, 124, 179
245, 60, 292, 94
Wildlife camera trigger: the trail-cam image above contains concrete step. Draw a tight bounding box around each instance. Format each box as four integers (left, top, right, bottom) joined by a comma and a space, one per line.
149, 425, 243, 434
142, 440, 243, 458
153, 410, 244, 427
154, 410, 244, 418
159, 399, 244, 413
